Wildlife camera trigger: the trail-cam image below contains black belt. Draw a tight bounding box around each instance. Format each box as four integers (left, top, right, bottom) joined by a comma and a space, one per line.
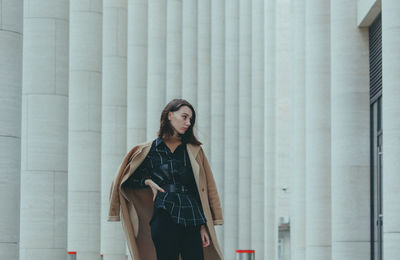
162, 184, 190, 194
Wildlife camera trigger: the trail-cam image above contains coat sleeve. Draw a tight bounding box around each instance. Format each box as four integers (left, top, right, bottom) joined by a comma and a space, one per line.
108, 178, 121, 221
123, 162, 152, 189
200, 148, 224, 225
108, 147, 138, 222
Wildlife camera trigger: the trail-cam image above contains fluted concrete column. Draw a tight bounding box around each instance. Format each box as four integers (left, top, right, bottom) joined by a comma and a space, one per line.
68, 1, 102, 259
166, 0, 182, 101
182, 0, 197, 107
331, 1, 370, 260
101, 1, 127, 259
147, 0, 166, 139
20, 0, 69, 260
224, 0, 239, 257
127, 0, 147, 147
251, 0, 264, 258
197, 0, 211, 155
305, 0, 331, 259
0, 1, 22, 259
20, 1, 69, 259
382, 1, 400, 258
210, 0, 225, 250
126, 247, 131, 260
264, 0, 277, 258
275, 0, 292, 244
238, 0, 252, 250
291, 0, 306, 259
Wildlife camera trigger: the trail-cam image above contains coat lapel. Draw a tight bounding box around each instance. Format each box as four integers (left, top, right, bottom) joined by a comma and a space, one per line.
186, 144, 201, 187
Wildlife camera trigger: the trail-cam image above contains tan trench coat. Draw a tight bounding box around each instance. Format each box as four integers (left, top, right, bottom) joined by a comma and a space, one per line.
108, 141, 224, 260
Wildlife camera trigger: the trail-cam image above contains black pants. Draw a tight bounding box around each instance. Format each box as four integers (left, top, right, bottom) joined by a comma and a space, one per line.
150, 208, 204, 260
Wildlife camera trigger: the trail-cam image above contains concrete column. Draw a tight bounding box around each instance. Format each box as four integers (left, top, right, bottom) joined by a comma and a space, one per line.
20, 1, 69, 259
305, 0, 331, 259
264, 0, 277, 258
238, 0, 252, 250
147, 0, 166, 139
68, 1, 102, 259
197, 0, 211, 155
251, 0, 264, 258
224, 0, 239, 257
275, 1, 292, 252
101, 1, 127, 259
210, 0, 225, 250
182, 0, 197, 108
0, 1, 22, 259
382, 0, 400, 258
126, 247, 131, 260
127, 0, 147, 147
166, 0, 182, 101
291, 0, 306, 259
331, 1, 371, 260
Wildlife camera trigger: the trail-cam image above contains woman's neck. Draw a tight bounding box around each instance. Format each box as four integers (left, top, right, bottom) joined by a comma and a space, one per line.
163, 133, 181, 143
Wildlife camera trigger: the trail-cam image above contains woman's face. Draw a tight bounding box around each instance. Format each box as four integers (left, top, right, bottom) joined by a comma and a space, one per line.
168, 106, 193, 135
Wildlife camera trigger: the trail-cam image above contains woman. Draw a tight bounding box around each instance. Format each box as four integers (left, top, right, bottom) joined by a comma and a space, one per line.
108, 99, 224, 260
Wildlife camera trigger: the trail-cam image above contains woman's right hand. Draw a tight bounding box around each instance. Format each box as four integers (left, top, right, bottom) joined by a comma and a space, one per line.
144, 179, 165, 201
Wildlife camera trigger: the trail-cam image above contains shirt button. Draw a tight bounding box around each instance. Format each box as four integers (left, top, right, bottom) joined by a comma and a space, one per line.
202, 188, 205, 192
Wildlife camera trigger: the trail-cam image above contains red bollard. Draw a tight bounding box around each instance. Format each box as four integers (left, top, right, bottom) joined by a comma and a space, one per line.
236, 249, 255, 260
68, 251, 77, 260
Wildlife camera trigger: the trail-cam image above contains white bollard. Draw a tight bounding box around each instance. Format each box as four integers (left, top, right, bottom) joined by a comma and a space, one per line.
235, 250, 255, 260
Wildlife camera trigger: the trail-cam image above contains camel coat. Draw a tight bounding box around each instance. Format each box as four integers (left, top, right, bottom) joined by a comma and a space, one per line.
108, 141, 224, 260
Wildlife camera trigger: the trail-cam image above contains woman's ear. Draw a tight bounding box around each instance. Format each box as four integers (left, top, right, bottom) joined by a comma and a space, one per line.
168, 112, 172, 121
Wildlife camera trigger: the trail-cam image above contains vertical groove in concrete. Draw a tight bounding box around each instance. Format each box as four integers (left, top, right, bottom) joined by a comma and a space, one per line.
264, 0, 277, 258
238, 0, 252, 250
305, 0, 331, 259
291, 0, 306, 259
224, 0, 239, 257
127, 0, 147, 147
382, 0, 400, 258
101, 1, 127, 259
147, 0, 166, 140
0, 0, 22, 259
182, 0, 198, 108
210, 0, 225, 251
68, 1, 102, 259
166, 0, 182, 101
251, 0, 264, 258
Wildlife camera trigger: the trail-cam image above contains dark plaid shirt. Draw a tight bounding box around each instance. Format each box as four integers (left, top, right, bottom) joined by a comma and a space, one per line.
125, 137, 206, 227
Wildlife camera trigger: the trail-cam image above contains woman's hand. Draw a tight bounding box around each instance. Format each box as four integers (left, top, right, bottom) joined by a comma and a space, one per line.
144, 179, 165, 201
200, 225, 210, 247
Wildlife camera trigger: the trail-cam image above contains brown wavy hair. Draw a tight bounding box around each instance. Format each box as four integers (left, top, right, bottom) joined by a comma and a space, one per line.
158, 99, 202, 145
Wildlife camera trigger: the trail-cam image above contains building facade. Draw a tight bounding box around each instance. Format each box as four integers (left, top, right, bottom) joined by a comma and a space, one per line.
0, 0, 399, 260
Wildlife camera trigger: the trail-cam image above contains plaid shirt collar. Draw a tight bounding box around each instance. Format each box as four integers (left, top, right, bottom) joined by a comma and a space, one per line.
155, 136, 186, 148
